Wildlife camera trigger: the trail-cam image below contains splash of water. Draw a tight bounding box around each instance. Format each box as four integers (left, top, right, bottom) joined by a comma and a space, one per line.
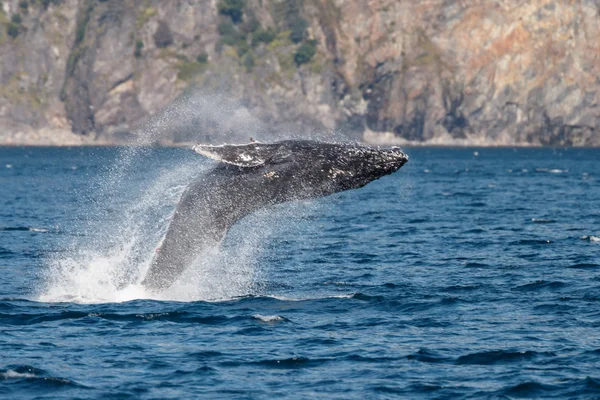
37, 92, 344, 304
38, 154, 279, 303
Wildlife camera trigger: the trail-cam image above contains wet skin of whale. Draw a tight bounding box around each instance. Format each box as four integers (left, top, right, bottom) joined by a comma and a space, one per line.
142, 140, 408, 291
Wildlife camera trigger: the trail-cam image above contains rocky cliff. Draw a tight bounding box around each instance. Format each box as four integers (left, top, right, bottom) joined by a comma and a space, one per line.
0, 0, 599, 146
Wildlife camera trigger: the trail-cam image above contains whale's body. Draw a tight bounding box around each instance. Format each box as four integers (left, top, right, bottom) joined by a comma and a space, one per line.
142, 140, 408, 291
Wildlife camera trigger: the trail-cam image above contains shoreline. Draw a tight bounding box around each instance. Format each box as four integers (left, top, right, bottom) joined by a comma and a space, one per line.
2, 142, 598, 149
0, 129, 598, 148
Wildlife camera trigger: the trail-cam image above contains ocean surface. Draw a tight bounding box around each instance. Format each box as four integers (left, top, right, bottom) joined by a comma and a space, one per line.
0, 145, 599, 399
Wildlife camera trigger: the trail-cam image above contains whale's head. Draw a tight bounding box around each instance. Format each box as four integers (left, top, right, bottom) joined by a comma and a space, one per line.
193, 140, 408, 199
270, 140, 408, 195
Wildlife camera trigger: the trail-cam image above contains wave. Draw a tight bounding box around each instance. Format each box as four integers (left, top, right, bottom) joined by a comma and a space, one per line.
0, 365, 83, 388
531, 218, 555, 224
455, 349, 553, 365
0, 226, 51, 233
535, 168, 567, 174
0, 309, 291, 326
492, 377, 600, 398
569, 263, 600, 269
351, 292, 386, 302
580, 235, 600, 243
405, 348, 449, 363
253, 357, 329, 369
0, 246, 15, 258
510, 239, 552, 246
513, 280, 567, 292
253, 314, 288, 323
463, 262, 489, 268
498, 381, 554, 397
443, 284, 481, 292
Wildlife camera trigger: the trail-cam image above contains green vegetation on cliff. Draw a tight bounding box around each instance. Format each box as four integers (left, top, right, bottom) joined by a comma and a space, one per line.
134, 40, 144, 58
294, 40, 317, 65
217, 0, 245, 24
7, 14, 22, 38
1, 0, 596, 146
215, 0, 318, 74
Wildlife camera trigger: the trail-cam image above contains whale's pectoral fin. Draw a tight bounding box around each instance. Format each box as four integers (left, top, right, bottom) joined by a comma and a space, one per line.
192, 142, 289, 167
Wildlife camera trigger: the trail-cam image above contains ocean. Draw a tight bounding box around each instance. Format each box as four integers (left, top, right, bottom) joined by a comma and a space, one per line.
0, 146, 599, 398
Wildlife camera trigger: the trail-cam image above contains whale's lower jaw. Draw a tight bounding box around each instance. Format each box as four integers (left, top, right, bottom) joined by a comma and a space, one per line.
142, 140, 408, 291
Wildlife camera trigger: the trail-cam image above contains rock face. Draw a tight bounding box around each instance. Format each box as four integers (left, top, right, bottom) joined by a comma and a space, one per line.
0, 0, 598, 146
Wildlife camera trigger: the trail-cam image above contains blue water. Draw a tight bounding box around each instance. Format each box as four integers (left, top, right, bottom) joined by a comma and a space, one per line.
1, 146, 599, 399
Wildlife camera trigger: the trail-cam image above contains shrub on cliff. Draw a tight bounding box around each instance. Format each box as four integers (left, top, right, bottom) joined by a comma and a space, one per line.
74, 5, 92, 46
218, 20, 236, 37
236, 39, 249, 56
218, 20, 249, 56
241, 16, 259, 34
218, 0, 245, 24
243, 52, 255, 72
294, 40, 317, 66
134, 40, 144, 57
274, 0, 306, 43
289, 17, 308, 43
154, 21, 173, 48
252, 28, 275, 46
177, 61, 206, 81
7, 14, 22, 38
196, 52, 208, 64
7, 23, 20, 38
40, 0, 61, 8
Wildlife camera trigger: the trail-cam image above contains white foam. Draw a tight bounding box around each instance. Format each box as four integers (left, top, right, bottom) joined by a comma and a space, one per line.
38, 249, 151, 304
254, 314, 285, 322
266, 293, 355, 301
37, 159, 287, 304
38, 161, 212, 303
531, 218, 553, 223
535, 168, 566, 174
29, 227, 49, 233
2, 370, 36, 379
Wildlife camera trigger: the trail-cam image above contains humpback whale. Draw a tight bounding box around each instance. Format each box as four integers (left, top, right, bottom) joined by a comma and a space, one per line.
142, 140, 408, 291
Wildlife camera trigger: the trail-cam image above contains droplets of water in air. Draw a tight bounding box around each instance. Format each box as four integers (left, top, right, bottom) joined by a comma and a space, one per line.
39, 146, 286, 303
37, 93, 312, 304
38, 152, 200, 303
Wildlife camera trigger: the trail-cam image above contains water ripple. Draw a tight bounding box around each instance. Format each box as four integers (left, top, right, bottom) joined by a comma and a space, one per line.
1, 147, 599, 398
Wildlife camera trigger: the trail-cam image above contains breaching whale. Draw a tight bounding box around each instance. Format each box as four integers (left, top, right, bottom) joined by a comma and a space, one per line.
142, 140, 408, 291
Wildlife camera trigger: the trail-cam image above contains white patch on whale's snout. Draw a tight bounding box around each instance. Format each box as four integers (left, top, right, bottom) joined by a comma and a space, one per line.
329, 168, 351, 179
264, 171, 279, 178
